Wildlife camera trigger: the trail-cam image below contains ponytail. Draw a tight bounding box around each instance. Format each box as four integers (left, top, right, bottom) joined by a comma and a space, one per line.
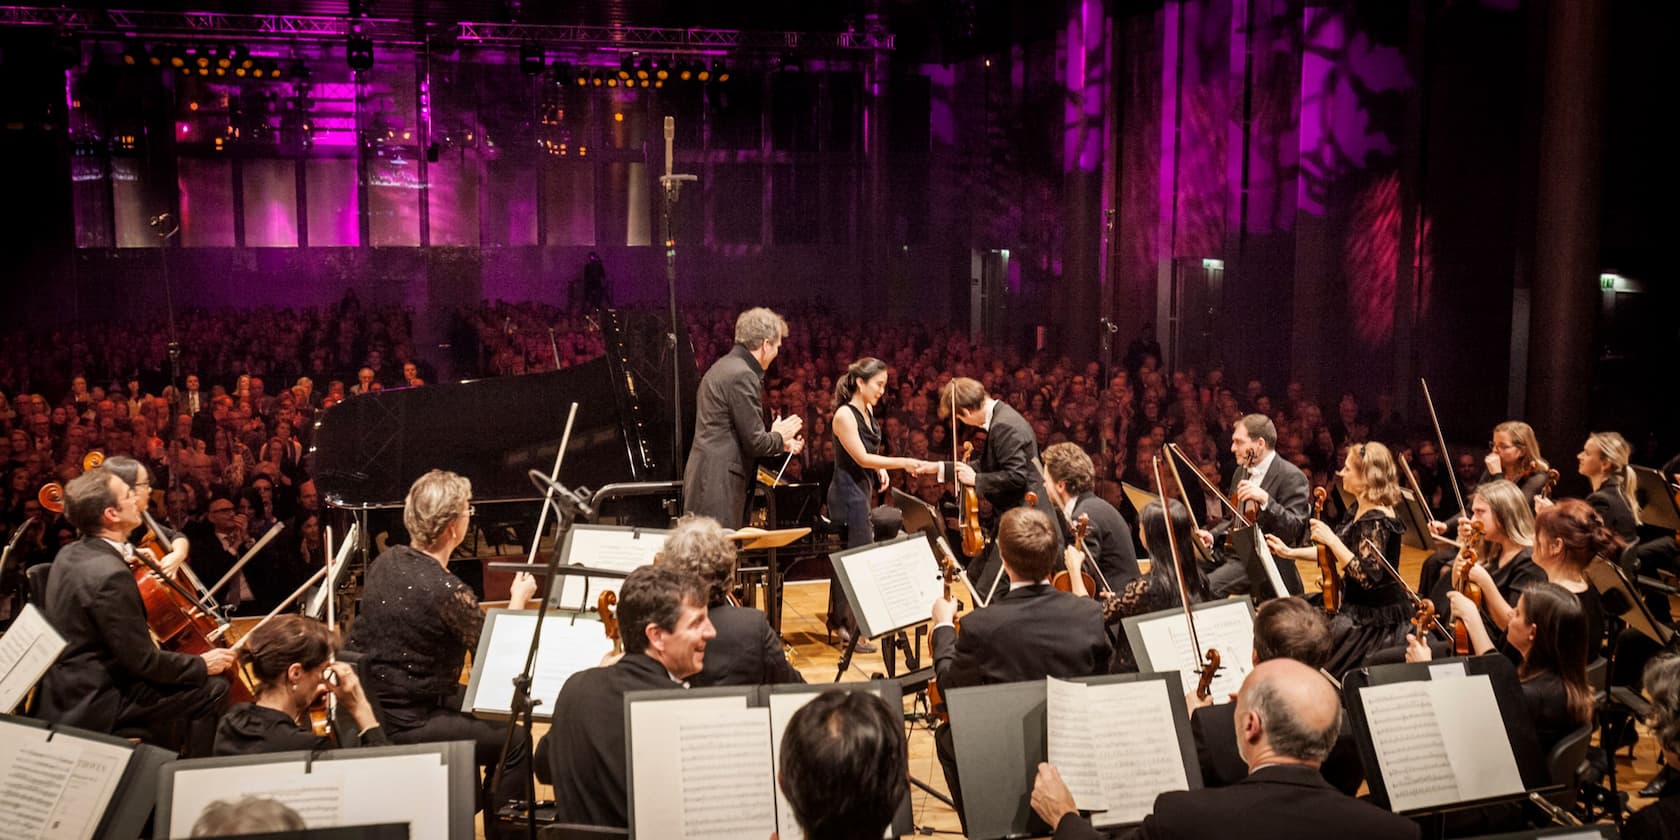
832, 358, 888, 411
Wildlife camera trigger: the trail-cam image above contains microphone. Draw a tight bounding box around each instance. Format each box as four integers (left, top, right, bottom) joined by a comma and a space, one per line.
527, 469, 596, 521
663, 116, 675, 178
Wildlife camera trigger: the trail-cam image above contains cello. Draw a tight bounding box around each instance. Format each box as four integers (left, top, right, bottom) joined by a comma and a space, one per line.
1310, 487, 1341, 614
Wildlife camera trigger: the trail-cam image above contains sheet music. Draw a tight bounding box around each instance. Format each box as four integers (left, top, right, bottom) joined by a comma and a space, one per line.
629, 696, 776, 839
1133, 600, 1255, 702
167, 752, 450, 840
1252, 524, 1289, 597
1360, 675, 1523, 812
1045, 678, 1108, 811
0, 604, 67, 713
0, 719, 132, 840
833, 538, 943, 638
466, 612, 614, 718
1085, 679, 1190, 827
553, 526, 669, 610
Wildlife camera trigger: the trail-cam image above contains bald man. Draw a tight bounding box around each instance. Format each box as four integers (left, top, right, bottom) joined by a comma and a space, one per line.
1032, 659, 1418, 840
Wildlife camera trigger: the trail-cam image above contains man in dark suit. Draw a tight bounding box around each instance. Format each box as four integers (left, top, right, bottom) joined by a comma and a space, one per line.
544, 565, 717, 828
182, 492, 253, 612
653, 514, 804, 687
1042, 442, 1139, 593
1034, 658, 1418, 840
35, 467, 237, 754
929, 507, 1111, 829
1199, 414, 1311, 597
1188, 597, 1364, 794
917, 376, 1059, 599
682, 307, 803, 529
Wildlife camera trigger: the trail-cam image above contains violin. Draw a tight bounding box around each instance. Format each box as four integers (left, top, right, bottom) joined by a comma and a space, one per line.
1237, 448, 1262, 523
1310, 487, 1341, 615
926, 547, 963, 724
957, 441, 985, 558
598, 590, 623, 657
1540, 468, 1560, 500
1450, 521, 1486, 655
1195, 648, 1222, 702
1052, 513, 1098, 598
1411, 599, 1438, 642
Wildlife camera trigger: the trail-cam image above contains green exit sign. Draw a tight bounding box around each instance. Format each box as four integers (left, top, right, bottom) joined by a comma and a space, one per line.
1202, 258, 1224, 270
1600, 273, 1620, 290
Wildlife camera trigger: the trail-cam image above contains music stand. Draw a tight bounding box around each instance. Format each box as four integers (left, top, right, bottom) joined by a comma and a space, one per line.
1631, 466, 1680, 532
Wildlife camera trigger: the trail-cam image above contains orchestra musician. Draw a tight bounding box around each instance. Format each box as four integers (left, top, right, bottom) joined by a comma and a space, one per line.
1416, 421, 1553, 591
34, 467, 236, 755
213, 614, 389, 755
1625, 653, 1680, 839
341, 469, 536, 835
1556, 431, 1639, 542
681, 307, 804, 530
1099, 499, 1210, 673
652, 514, 804, 686
1266, 443, 1408, 677
1199, 414, 1311, 598
778, 689, 907, 840
915, 376, 1057, 598
543, 565, 716, 828
103, 455, 189, 577
928, 506, 1111, 830
1040, 441, 1140, 593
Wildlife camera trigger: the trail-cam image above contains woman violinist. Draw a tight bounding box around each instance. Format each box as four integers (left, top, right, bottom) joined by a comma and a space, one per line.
1267, 443, 1409, 678
1546, 431, 1639, 542
1103, 498, 1210, 673
1460, 499, 1612, 658
214, 614, 388, 755
1416, 480, 1544, 655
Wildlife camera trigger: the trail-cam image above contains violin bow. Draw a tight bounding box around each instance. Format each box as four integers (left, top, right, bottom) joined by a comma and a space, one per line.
1420, 378, 1468, 521
1152, 455, 1215, 693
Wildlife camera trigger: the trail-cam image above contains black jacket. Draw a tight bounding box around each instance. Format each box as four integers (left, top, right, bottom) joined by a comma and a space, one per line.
688, 602, 806, 688
932, 583, 1111, 690
682, 345, 785, 529
546, 653, 684, 828
35, 536, 208, 731
1189, 701, 1365, 794
1214, 455, 1311, 546
213, 702, 391, 756
1070, 492, 1140, 590
1588, 478, 1639, 543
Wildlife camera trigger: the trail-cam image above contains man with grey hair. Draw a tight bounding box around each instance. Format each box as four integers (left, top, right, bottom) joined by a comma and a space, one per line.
1032, 658, 1417, 839
682, 307, 804, 529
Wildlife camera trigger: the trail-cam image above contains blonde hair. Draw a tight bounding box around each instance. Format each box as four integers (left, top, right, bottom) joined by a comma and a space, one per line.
1350, 442, 1401, 507
403, 469, 471, 551
1494, 420, 1548, 476
1588, 431, 1640, 526
1473, 478, 1535, 554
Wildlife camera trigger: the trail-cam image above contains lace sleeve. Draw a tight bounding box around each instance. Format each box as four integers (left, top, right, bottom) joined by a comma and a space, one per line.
1343, 514, 1402, 585
438, 579, 485, 648
1103, 576, 1154, 624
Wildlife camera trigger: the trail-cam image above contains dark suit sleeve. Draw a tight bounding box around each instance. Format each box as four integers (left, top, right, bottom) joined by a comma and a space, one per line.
760, 620, 806, 684
1190, 707, 1219, 787
1259, 466, 1311, 544
1051, 814, 1109, 840
932, 624, 986, 689
974, 418, 1037, 502
726, 368, 784, 462
87, 566, 207, 687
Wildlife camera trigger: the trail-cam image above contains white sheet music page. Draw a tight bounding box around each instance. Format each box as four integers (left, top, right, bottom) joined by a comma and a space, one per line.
467, 612, 614, 717
167, 752, 451, 840
1084, 679, 1190, 827
1360, 680, 1462, 812
1045, 677, 1108, 811
1134, 600, 1254, 703
629, 696, 776, 839
1429, 674, 1524, 804
836, 538, 942, 638
554, 527, 669, 610
0, 604, 68, 713
0, 719, 132, 840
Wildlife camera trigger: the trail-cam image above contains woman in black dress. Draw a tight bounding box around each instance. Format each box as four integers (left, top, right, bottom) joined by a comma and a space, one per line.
1269, 442, 1409, 678
1460, 497, 1614, 660
1100, 498, 1210, 673
214, 614, 388, 755
825, 357, 925, 649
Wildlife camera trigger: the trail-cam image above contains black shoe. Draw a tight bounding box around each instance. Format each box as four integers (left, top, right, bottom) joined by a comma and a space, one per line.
1640, 764, 1677, 798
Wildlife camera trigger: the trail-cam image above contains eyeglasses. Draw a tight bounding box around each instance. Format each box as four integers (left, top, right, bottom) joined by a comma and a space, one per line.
1488, 441, 1521, 452
460, 506, 476, 519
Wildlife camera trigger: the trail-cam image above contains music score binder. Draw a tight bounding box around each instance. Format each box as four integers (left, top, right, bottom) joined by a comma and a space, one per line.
0, 714, 172, 840
546, 525, 670, 611
461, 608, 616, 721
945, 671, 1201, 839
829, 533, 945, 640
1120, 598, 1256, 705
156, 741, 476, 840
622, 681, 912, 840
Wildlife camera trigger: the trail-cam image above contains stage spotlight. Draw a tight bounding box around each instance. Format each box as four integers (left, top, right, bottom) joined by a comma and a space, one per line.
678, 60, 694, 81
712, 60, 729, 83
216, 47, 233, 69
696, 61, 710, 82
347, 34, 375, 71
574, 66, 590, 87
654, 59, 669, 81
121, 44, 144, 66
607, 75, 619, 88
519, 41, 544, 76
591, 70, 604, 87
148, 46, 166, 67
636, 58, 651, 80
618, 55, 634, 80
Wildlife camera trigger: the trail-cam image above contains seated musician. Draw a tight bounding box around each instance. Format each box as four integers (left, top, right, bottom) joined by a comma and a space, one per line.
1625, 653, 1680, 840
1041, 442, 1139, 592
543, 564, 716, 828
1033, 659, 1419, 840
214, 613, 389, 755
778, 689, 907, 840
1417, 420, 1555, 588
1188, 597, 1364, 794
1197, 414, 1311, 598
653, 513, 804, 686
342, 469, 536, 833
929, 506, 1111, 829
103, 455, 190, 577
34, 467, 236, 755
1100, 499, 1211, 673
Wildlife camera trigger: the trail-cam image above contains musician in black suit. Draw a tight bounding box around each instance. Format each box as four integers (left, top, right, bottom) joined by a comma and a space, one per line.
653, 514, 804, 687
1199, 414, 1311, 597
682, 307, 804, 529
1188, 597, 1364, 794
929, 506, 1111, 830
1034, 658, 1418, 840
544, 565, 717, 828
917, 376, 1059, 597
1041, 442, 1139, 592
35, 467, 237, 754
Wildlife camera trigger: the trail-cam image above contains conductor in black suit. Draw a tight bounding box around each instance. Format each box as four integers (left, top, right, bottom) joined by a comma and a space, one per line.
682, 307, 803, 530
1200, 414, 1311, 597
1034, 658, 1418, 840
916, 376, 1058, 598
35, 467, 237, 754
1041, 442, 1139, 593
653, 514, 804, 687
929, 506, 1111, 830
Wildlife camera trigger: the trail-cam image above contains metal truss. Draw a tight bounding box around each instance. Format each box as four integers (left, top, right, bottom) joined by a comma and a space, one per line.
0, 6, 893, 52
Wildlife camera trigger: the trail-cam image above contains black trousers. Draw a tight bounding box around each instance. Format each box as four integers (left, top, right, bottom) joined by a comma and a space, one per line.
386, 701, 532, 821
117, 675, 230, 757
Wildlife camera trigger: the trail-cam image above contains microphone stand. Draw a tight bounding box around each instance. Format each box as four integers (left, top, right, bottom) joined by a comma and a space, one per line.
659, 116, 697, 475
491, 470, 596, 840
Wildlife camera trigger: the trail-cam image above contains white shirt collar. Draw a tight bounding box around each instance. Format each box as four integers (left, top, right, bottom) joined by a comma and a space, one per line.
1061, 496, 1078, 524
1009, 578, 1050, 591
982, 399, 997, 430
101, 536, 132, 559
1247, 449, 1277, 483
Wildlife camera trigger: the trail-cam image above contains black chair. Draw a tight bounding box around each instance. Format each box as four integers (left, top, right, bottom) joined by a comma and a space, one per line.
25, 562, 50, 608
1540, 724, 1594, 813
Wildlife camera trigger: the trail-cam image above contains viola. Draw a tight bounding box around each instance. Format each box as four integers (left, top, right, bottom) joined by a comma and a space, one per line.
1540, 469, 1560, 500
598, 590, 623, 657
1451, 521, 1486, 656
926, 545, 963, 724
957, 441, 985, 557
1411, 599, 1438, 642
1195, 648, 1222, 702
1237, 448, 1263, 523
1310, 487, 1341, 615
1052, 513, 1098, 598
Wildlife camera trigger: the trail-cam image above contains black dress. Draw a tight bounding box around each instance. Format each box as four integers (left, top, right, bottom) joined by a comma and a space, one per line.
1321, 509, 1410, 678
825, 403, 879, 634
1519, 670, 1582, 756
1101, 571, 1182, 673
214, 702, 391, 756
